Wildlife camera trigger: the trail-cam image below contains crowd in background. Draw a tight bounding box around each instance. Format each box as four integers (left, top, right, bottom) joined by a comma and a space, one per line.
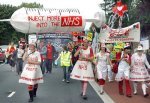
4, 37, 150, 101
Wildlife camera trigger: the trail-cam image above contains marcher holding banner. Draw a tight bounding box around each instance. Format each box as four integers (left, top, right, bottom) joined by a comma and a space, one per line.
115, 43, 132, 97
70, 37, 94, 100
130, 45, 150, 97
106, 44, 114, 82
19, 42, 43, 102
95, 43, 113, 94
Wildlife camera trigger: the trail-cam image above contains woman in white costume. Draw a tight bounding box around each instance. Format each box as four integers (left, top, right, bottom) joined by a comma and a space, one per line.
115, 43, 132, 97
71, 38, 94, 100
130, 45, 150, 97
19, 42, 43, 102
95, 43, 112, 94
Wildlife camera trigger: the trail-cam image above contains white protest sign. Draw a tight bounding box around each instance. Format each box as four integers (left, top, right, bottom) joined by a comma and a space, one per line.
28, 34, 37, 44
140, 40, 149, 50
99, 22, 140, 43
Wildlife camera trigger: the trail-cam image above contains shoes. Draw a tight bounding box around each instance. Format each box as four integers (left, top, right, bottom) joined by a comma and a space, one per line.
82, 95, 87, 100
126, 94, 132, 98
100, 91, 104, 95
144, 94, 149, 97
108, 80, 114, 82
28, 98, 33, 102
66, 80, 70, 83
46, 71, 51, 74
133, 92, 137, 95
80, 93, 88, 100
62, 79, 66, 82
119, 92, 124, 95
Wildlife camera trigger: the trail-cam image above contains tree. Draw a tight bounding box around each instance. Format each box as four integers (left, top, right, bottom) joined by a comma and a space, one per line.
0, 2, 44, 45
99, 0, 150, 40
0, 4, 18, 44
19, 2, 43, 8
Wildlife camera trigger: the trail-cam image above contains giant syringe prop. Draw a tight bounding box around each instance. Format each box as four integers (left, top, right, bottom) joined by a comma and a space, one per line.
0, 7, 105, 34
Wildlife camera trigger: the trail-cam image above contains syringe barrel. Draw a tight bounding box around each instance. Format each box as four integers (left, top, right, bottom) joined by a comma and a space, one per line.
10, 7, 86, 33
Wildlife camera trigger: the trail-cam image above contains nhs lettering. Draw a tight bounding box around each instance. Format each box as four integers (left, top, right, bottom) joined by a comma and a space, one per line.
61, 16, 82, 26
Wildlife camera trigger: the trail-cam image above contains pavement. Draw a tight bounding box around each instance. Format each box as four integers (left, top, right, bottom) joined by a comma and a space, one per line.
104, 76, 150, 103
1, 62, 150, 103
0, 63, 104, 103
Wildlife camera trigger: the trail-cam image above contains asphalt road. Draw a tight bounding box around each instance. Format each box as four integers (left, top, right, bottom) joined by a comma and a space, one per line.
0, 63, 104, 103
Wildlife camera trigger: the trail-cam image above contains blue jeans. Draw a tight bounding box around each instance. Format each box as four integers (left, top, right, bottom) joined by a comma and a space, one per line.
16, 58, 23, 74
41, 60, 46, 74
46, 59, 53, 73
62, 66, 72, 81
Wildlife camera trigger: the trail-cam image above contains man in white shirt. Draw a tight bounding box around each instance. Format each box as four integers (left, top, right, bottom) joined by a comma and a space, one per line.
13, 43, 25, 75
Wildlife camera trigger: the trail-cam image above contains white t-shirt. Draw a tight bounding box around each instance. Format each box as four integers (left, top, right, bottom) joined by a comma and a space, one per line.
118, 52, 130, 70
96, 52, 108, 67
17, 49, 24, 58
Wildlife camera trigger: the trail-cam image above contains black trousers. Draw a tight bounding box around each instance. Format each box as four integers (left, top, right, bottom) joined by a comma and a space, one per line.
46, 59, 53, 73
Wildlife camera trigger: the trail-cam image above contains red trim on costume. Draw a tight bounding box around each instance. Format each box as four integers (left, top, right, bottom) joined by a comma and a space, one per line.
20, 77, 43, 81
74, 75, 81, 78
130, 77, 150, 80
83, 76, 94, 79
72, 74, 94, 80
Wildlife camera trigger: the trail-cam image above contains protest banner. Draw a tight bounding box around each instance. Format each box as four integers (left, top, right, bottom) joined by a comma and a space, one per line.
99, 22, 140, 43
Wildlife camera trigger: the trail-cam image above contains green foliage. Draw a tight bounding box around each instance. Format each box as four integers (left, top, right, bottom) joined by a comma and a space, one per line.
100, 0, 150, 28
19, 2, 43, 8
0, 2, 43, 45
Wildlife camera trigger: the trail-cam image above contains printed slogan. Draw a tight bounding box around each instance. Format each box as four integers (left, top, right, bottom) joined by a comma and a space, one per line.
28, 16, 82, 28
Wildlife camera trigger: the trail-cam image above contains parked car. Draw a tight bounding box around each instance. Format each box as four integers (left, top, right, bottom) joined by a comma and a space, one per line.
0, 45, 8, 52
0, 48, 5, 62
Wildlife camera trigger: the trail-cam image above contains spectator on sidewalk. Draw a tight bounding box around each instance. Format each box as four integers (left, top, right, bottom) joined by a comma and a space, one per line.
70, 37, 95, 100
95, 43, 113, 95
130, 45, 150, 97
115, 43, 132, 97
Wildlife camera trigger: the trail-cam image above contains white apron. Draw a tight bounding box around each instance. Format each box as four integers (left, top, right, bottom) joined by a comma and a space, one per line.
70, 47, 94, 81
115, 52, 130, 81
130, 53, 150, 82
96, 52, 108, 80
19, 51, 43, 85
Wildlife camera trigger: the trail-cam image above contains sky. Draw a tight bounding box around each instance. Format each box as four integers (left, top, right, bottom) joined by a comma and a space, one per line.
0, 0, 104, 30
0, 0, 104, 9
